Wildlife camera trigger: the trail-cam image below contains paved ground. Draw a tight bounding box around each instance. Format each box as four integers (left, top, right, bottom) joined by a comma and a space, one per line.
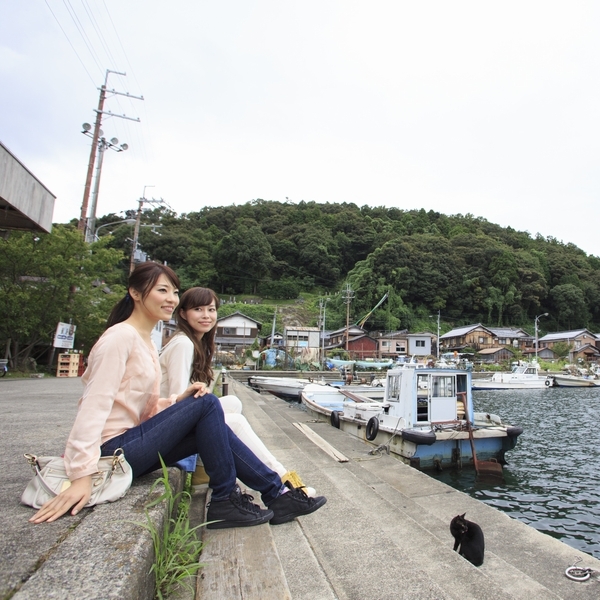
0, 376, 180, 600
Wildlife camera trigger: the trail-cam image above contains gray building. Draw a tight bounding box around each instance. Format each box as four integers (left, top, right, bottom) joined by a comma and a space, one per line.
0, 141, 55, 233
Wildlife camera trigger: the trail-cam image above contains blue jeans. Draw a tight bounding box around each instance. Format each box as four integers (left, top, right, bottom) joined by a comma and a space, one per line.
100, 393, 283, 504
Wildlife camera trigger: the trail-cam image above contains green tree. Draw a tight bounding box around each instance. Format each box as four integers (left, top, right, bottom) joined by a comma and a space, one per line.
0, 226, 124, 369
214, 221, 275, 294
552, 341, 573, 360
549, 284, 590, 329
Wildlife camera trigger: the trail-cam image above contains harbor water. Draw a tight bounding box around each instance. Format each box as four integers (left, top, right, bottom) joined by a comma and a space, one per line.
431, 386, 600, 558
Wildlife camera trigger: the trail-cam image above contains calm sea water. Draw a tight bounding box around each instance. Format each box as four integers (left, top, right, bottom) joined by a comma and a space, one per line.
431, 387, 600, 558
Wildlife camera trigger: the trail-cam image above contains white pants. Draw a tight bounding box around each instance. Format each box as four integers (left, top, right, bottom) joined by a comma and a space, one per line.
219, 395, 286, 477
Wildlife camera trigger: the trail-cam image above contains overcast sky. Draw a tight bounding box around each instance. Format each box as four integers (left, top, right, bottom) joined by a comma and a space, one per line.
2, 1, 599, 255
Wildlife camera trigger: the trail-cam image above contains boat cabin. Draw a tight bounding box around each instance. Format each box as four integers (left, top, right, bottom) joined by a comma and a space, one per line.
384, 367, 472, 427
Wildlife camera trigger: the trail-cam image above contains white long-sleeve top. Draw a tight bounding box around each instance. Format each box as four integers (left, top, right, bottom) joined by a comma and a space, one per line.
64, 323, 177, 480
159, 333, 196, 398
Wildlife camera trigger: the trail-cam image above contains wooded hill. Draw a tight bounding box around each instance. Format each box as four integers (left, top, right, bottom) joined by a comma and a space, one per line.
94, 200, 600, 334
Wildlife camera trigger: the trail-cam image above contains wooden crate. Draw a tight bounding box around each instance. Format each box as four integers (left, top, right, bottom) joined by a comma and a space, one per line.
56, 353, 80, 377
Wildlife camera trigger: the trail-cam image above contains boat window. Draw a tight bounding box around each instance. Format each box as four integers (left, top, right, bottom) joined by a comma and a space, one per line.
387, 375, 399, 400
431, 376, 454, 397
417, 374, 429, 390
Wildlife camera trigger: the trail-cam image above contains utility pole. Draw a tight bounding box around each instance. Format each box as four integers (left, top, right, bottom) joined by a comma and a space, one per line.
129, 188, 167, 273
319, 297, 330, 367
84, 135, 129, 242
341, 284, 354, 352
78, 69, 143, 236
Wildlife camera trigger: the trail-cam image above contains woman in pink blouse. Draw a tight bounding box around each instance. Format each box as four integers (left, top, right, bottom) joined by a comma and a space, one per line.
30, 262, 325, 527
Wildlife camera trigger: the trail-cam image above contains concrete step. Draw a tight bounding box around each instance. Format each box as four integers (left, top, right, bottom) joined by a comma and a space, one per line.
231, 380, 600, 600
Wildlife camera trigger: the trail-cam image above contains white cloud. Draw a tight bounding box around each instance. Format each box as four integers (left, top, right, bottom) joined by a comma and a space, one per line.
2, 1, 599, 255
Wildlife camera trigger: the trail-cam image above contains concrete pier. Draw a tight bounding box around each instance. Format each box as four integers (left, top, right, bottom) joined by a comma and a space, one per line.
1, 376, 599, 599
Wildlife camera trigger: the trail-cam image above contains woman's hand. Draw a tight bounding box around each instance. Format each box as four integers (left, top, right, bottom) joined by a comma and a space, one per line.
29, 475, 93, 524
177, 381, 208, 401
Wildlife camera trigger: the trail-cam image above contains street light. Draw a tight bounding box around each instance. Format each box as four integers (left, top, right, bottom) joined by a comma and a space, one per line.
534, 313, 549, 362
93, 218, 136, 241
81, 123, 129, 243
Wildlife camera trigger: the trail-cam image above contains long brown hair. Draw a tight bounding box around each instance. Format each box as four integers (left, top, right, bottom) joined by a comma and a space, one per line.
106, 262, 180, 328
175, 287, 220, 384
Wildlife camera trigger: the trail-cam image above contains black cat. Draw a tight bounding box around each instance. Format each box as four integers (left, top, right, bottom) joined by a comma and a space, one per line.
450, 513, 485, 566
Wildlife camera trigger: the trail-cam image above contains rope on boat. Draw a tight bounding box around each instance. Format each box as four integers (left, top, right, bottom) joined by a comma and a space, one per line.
366, 416, 404, 457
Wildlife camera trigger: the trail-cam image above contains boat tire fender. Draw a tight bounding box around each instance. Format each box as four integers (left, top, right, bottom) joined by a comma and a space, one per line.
544, 378, 551, 387
366, 416, 379, 441
330, 410, 341, 429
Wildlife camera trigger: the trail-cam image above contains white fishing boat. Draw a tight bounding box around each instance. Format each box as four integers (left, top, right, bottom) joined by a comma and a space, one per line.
301, 365, 523, 472
247, 375, 386, 402
547, 365, 600, 387
247, 376, 313, 401
471, 362, 551, 390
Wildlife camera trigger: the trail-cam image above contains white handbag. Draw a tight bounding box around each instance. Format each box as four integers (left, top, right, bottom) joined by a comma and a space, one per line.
21, 448, 133, 509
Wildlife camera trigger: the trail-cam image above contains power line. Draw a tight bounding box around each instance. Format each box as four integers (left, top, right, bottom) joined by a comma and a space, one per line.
80, 0, 120, 70
61, 0, 104, 76
43, 0, 97, 86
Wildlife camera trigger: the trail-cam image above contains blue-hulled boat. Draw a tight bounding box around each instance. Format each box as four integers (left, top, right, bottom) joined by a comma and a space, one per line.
301, 365, 523, 472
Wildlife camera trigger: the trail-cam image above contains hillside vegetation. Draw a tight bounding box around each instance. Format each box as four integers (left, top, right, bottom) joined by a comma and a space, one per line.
3, 200, 599, 369
94, 200, 600, 334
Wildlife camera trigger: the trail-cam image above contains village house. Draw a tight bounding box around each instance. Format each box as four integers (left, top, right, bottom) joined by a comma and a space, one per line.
538, 329, 600, 363
324, 325, 378, 359
376, 330, 409, 359
440, 324, 532, 353
476, 347, 515, 364
406, 332, 434, 357
283, 326, 321, 361
260, 331, 284, 349
487, 327, 532, 350
214, 312, 261, 353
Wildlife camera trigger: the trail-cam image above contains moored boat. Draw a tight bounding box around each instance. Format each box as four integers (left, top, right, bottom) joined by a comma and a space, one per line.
247, 375, 386, 402
549, 374, 600, 387
471, 362, 551, 390
301, 365, 523, 471
247, 376, 312, 401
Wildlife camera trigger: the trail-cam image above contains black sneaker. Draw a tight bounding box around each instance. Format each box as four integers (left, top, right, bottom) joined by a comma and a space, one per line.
206, 485, 274, 529
268, 485, 327, 525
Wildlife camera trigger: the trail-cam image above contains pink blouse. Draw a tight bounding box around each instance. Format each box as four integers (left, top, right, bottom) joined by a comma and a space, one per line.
64, 323, 177, 480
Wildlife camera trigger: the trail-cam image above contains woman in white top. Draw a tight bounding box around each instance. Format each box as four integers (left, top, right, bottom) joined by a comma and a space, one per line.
159, 287, 313, 494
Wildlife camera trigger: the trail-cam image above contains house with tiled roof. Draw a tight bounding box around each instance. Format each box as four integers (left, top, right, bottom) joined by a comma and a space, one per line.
215, 312, 261, 352
440, 324, 533, 353
439, 324, 495, 351
538, 329, 600, 363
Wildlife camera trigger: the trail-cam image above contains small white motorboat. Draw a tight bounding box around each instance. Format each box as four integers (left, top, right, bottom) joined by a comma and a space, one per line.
247, 375, 386, 402
547, 365, 600, 387
247, 376, 313, 401
471, 362, 551, 390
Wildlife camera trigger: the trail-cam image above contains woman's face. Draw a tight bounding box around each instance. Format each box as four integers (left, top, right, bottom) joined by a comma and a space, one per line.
132, 274, 179, 322
180, 300, 217, 338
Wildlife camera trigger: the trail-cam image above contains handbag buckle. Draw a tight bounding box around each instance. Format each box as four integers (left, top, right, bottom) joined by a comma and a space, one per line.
24, 453, 39, 470
111, 448, 126, 473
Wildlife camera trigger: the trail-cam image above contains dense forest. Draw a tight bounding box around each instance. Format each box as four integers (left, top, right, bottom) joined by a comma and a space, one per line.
94, 200, 600, 333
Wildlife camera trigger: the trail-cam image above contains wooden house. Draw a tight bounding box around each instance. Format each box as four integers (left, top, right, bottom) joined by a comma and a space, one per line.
476, 347, 515, 364
215, 312, 261, 352
538, 329, 600, 362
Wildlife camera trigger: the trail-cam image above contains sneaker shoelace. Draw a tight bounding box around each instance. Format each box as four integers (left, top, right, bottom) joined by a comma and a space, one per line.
286, 485, 311, 503
234, 490, 263, 515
